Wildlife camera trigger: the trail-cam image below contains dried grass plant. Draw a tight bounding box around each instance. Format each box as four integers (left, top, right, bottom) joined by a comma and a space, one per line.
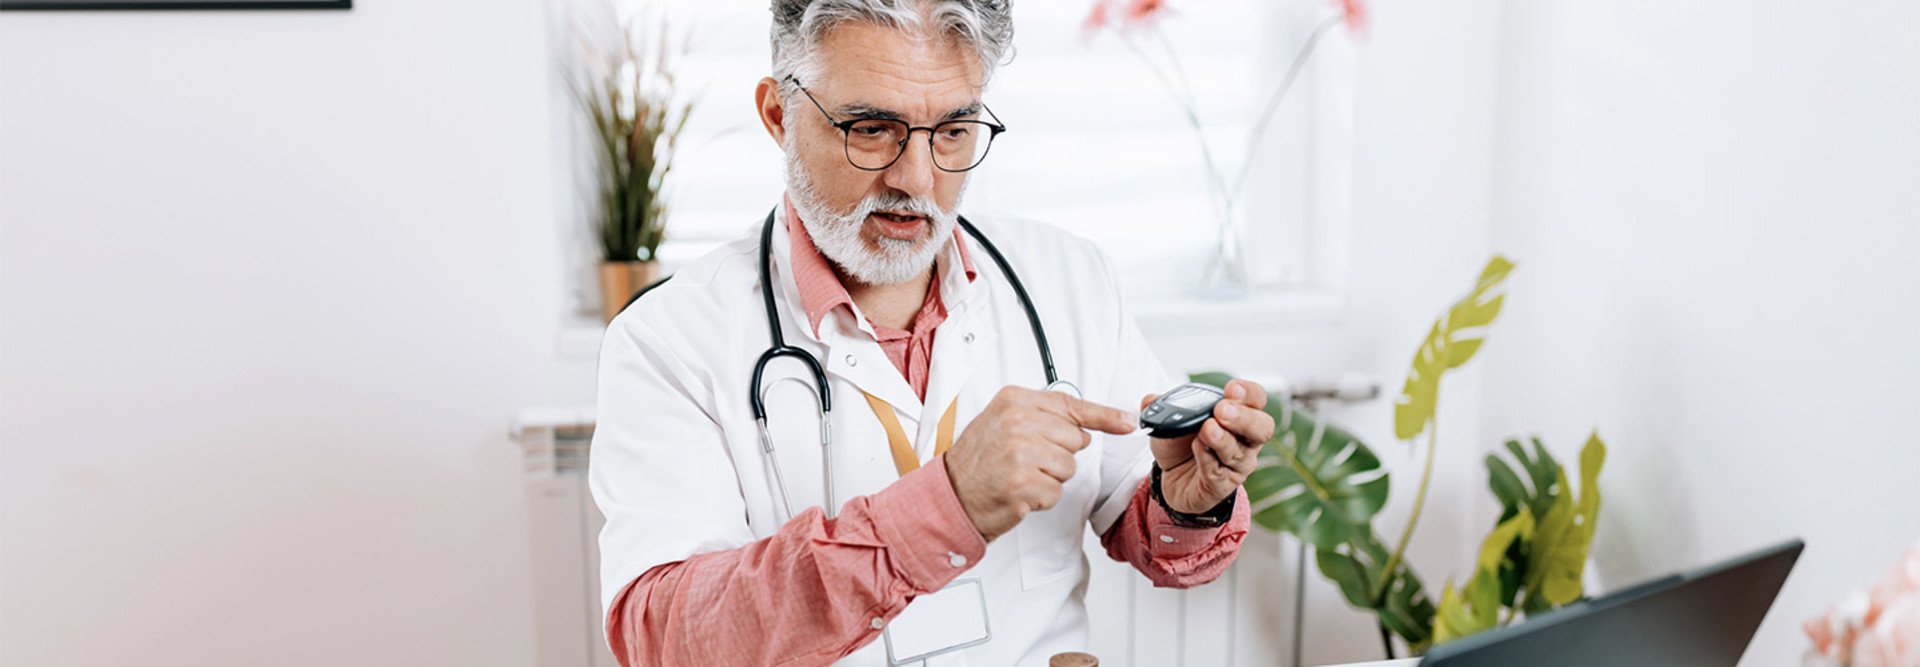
566, 4, 694, 264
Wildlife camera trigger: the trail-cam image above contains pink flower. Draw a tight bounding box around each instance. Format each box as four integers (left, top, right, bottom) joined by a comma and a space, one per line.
1336, 0, 1368, 35
1080, 0, 1110, 33
1806, 542, 1920, 667
1852, 593, 1919, 667
1867, 543, 1920, 627
1081, 0, 1174, 35
1807, 592, 1872, 665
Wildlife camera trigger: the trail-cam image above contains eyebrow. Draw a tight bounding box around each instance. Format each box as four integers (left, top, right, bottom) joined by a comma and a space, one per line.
833, 102, 983, 124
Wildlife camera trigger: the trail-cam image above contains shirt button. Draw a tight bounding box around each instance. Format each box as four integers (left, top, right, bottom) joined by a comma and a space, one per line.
871, 617, 885, 630
846, 355, 857, 367
948, 552, 967, 567
1159, 534, 1176, 543
963, 333, 975, 344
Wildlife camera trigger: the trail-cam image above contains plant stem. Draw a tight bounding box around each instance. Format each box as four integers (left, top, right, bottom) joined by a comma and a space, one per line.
1379, 623, 1396, 660
1119, 31, 1233, 222
1376, 415, 1439, 601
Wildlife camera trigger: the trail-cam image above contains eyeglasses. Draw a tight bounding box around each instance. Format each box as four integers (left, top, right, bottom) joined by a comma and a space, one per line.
787, 76, 1006, 173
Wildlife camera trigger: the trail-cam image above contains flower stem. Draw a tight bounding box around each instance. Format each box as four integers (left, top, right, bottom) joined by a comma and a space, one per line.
1230, 13, 1343, 204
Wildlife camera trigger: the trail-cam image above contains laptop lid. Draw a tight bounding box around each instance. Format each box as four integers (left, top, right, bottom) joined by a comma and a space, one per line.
1421, 539, 1804, 667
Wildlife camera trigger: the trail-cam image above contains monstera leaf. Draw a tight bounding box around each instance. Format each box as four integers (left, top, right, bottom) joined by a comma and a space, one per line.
1522, 432, 1606, 609
1486, 437, 1564, 523
1436, 432, 1609, 643
1189, 372, 1432, 651
1434, 508, 1534, 643
1190, 372, 1389, 548
1247, 399, 1391, 548
1393, 256, 1515, 440
1314, 531, 1438, 652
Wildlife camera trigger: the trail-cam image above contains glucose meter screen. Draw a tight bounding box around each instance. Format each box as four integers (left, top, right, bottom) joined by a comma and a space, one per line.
1167, 388, 1217, 410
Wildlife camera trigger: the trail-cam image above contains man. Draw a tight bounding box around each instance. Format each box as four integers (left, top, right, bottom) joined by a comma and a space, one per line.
589, 1, 1276, 664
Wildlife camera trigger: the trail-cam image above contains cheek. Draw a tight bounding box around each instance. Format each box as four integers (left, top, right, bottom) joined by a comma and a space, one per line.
799, 136, 875, 202
934, 174, 970, 208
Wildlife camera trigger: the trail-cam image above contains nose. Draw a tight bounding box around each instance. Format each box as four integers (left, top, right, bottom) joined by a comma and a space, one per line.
880, 131, 937, 199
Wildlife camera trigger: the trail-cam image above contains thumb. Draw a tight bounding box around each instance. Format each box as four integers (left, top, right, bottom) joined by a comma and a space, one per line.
1056, 394, 1139, 436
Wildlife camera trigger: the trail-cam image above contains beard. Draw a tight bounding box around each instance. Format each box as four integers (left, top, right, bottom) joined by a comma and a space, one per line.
783, 144, 963, 286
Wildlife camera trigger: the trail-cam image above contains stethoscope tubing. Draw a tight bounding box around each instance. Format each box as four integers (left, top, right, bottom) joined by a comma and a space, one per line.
746, 207, 1063, 521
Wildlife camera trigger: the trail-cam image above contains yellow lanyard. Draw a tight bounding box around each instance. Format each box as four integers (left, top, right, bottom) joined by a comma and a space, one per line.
862, 391, 958, 477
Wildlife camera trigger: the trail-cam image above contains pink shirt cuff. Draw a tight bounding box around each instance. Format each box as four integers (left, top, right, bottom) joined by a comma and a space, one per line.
1142, 485, 1249, 559
866, 453, 988, 593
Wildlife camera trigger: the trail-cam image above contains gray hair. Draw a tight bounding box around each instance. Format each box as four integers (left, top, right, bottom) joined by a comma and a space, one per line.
770, 0, 1014, 97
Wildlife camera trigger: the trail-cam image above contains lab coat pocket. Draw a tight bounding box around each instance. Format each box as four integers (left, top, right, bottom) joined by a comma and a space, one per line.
1013, 450, 1098, 590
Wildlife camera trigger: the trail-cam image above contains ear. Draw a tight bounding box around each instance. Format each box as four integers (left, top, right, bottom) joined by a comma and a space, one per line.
755, 77, 787, 146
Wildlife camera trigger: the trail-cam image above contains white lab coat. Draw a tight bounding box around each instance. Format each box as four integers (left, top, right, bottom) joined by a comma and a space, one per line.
589, 209, 1181, 666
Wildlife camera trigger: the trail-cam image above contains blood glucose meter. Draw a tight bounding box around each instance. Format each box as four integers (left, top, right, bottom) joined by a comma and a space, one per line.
1139, 382, 1227, 438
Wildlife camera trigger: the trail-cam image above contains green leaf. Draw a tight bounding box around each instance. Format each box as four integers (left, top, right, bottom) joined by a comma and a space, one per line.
1485, 454, 1527, 518
1522, 433, 1607, 607
1378, 566, 1438, 652
1493, 437, 1563, 521
1392, 256, 1515, 440
1478, 509, 1535, 571
1187, 371, 1234, 389
1433, 572, 1503, 645
1433, 508, 1537, 644
1247, 400, 1390, 549
1316, 548, 1376, 608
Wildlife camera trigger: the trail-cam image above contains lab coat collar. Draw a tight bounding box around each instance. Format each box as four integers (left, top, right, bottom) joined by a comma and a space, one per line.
774, 195, 980, 346
764, 199, 993, 416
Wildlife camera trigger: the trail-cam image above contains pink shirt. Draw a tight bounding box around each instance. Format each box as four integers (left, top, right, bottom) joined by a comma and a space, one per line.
604, 198, 1252, 666
782, 195, 975, 400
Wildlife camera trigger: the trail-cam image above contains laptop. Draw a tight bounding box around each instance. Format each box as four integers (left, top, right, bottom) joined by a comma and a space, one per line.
1416, 538, 1804, 667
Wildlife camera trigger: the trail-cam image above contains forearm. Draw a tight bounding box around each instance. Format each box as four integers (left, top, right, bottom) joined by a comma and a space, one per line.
1099, 479, 1250, 588
605, 455, 985, 667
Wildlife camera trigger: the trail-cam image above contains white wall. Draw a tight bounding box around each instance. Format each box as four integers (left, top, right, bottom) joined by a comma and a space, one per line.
1123, 0, 1507, 663
0, 2, 574, 664
1483, 1, 1920, 665
12, 0, 1903, 666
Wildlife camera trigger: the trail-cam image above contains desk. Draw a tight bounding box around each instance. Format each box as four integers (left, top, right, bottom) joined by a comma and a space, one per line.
1321, 660, 1420, 667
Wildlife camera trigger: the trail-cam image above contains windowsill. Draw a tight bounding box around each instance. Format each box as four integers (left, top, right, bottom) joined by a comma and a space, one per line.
555, 286, 1343, 360
1129, 286, 1346, 333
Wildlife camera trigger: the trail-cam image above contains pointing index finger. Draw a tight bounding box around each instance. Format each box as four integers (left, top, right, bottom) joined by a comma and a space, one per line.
1048, 392, 1138, 436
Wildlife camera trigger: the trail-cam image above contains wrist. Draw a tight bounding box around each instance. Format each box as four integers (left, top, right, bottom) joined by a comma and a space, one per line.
1151, 463, 1234, 527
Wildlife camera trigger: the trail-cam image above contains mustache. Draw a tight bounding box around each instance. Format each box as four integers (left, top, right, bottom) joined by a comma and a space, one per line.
853, 192, 948, 220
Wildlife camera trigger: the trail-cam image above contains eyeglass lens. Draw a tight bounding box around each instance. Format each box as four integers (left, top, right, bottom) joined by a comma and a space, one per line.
843, 119, 996, 172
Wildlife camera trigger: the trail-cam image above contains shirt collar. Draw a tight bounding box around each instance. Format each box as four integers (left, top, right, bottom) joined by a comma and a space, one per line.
782, 193, 978, 338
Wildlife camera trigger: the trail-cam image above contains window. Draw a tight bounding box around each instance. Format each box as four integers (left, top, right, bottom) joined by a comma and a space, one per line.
553, 0, 1351, 320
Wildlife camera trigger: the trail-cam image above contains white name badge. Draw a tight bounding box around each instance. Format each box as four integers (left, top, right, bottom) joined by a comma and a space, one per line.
883, 578, 991, 665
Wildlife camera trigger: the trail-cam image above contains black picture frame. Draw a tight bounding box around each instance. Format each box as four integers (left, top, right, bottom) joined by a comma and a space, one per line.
2, 0, 348, 9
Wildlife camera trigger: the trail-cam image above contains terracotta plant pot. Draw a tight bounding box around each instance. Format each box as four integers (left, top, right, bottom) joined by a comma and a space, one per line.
598, 260, 661, 324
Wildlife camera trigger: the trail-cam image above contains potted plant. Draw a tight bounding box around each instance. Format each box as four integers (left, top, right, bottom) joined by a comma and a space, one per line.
566, 6, 693, 323
1196, 255, 1610, 660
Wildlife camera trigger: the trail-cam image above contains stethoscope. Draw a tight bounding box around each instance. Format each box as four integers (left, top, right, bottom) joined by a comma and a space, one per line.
747, 208, 1078, 521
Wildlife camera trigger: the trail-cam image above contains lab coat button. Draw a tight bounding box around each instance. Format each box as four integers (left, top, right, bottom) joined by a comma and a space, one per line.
949, 552, 967, 567
871, 617, 885, 630
964, 333, 975, 344
846, 355, 857, 366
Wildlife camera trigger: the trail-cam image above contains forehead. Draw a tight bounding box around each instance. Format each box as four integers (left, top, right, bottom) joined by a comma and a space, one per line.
810, 21, 984, 120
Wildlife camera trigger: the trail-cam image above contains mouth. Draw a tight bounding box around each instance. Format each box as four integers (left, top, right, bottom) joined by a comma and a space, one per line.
868, 210, 929, 240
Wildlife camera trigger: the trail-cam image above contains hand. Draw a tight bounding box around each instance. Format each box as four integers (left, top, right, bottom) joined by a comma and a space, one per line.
1143, 379, 1273, 515
945, 386, 1139, 541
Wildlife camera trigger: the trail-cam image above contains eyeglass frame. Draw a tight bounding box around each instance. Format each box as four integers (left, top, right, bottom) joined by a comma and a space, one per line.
785, 75, 1007, 173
